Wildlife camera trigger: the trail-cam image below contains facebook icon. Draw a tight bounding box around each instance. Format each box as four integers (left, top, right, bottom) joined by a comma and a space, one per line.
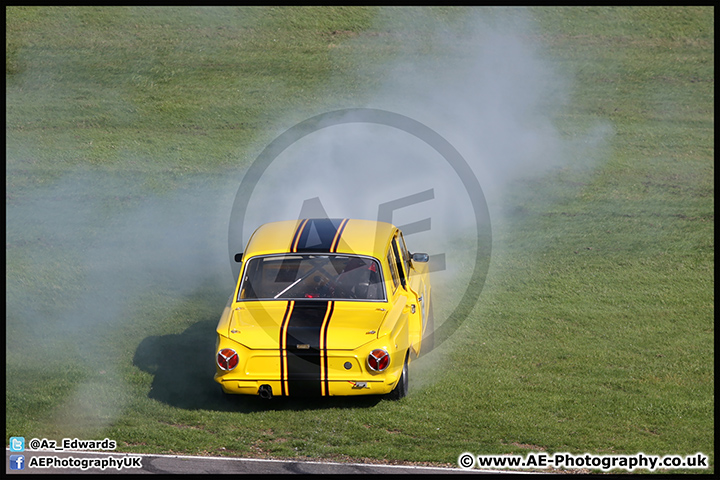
9, 455, 25, 470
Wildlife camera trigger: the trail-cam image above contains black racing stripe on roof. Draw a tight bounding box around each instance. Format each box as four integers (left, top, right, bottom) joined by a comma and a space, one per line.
294, 218, 345, 253
330, 218, 349, 253
290, 219, 309, 253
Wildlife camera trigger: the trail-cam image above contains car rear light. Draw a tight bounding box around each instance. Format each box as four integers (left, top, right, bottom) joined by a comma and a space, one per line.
367, 348, 390, 372
217, 348, 239, 371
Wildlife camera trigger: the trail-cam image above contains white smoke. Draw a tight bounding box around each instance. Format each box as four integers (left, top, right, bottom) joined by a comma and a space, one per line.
6, 8, 613, 422
236, 8, 612, 351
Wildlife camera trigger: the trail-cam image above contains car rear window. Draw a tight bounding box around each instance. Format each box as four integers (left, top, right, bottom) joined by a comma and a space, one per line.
238, 254, 386, 301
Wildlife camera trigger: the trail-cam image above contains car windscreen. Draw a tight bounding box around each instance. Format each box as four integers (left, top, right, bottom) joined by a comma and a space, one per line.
238, 254, 386, 301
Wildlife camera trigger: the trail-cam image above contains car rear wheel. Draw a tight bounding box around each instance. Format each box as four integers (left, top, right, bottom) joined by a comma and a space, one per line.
385, 354, 408, 400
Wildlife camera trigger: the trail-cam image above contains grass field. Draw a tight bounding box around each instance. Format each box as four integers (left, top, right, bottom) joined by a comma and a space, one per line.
6, 6, 713, 473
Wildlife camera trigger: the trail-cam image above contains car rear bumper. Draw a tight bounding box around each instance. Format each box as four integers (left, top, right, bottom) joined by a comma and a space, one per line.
215, 348, 402, 397
218, 377, 398, 397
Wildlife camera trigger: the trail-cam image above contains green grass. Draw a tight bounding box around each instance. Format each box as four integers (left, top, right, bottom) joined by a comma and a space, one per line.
6, 6, 713, 473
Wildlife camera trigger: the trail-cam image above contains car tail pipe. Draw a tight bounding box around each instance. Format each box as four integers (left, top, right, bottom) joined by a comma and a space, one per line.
258, 384, 273, 399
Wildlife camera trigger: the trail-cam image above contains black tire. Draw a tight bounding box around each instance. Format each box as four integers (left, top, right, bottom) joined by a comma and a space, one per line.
385, 354, 409, 401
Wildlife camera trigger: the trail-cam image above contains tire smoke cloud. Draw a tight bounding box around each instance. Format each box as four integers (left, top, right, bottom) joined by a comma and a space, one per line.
6, 8, 611, 431
237, 7, 611, 351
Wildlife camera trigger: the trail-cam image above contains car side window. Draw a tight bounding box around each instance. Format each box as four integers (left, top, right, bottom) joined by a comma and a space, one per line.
398, 233, 411, 275
387, 250, 400, 291
391, 237, 407, 290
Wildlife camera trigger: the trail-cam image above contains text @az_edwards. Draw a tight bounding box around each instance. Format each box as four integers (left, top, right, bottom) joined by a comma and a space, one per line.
23, 437, 116, 451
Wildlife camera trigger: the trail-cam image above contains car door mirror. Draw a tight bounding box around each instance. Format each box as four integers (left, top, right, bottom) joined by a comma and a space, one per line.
234, 253, 243, 263
411, 253, 429, 263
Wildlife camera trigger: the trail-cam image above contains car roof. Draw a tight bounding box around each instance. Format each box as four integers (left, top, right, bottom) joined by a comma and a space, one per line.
243, 219, 398, 258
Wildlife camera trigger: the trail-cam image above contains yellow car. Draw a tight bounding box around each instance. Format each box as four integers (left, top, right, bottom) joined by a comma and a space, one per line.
215, 218, 432, 400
